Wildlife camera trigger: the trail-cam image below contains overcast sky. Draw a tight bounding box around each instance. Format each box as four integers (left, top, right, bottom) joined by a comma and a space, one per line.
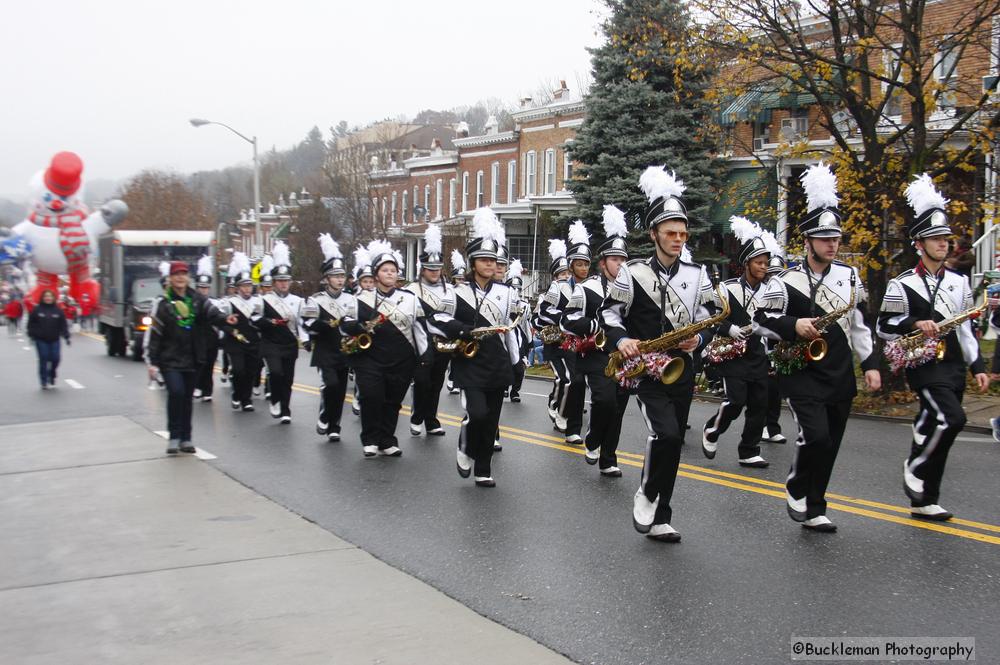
0, 0, 605, 200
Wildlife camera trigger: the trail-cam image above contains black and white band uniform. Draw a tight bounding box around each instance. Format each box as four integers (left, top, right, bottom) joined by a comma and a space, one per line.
701, 216, 777, 469
192, 264, 223, 402
755, 162, 881, 533
253, 246, 307, 425
599, 164, 718, 543
877, 174, 990, 522
762, 255, 789, 444
340, 243, 463, 458
302, 234, 357, 443
219, 253, 262, 412
557, 222, 594, 445
560, 207, 631, 477
531, 241, 575, 433
447, 208, 520, 487
406, 229, 457, 438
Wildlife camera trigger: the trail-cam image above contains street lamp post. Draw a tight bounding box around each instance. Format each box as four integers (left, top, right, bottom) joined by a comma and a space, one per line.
190, 118, 262, 257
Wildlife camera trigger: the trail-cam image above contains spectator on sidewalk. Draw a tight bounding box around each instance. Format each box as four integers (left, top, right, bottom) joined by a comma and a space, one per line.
527, 333, 544, 366
144, 261, 236, 455
4, 296, 23, 336
26, 289, 70, 389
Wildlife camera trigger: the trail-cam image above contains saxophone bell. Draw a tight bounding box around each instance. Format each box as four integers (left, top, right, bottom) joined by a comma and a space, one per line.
805, 337, 827, 362
660, 356, 685, 384
460, 340, 479, 359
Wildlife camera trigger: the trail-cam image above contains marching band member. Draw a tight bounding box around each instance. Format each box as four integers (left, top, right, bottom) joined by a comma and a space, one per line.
193, 254, 222, 402
562, 205, 630, 477
877, 174, 990, 521
600, 166, 717, 543
304, 234, 357, 442
222, 253, 262, 412
407, 224, 455, 438
451, 208, 520, 487
446, 249, 467, 395
532, 238, 573, 432
341, 240, 436, 457
559, 221, 593, 445
700, 216, 778, 468
349, 245, 375, 415
220, 276, 237, 386
762, 255, 788, 444
256, 254, 274, 399
506, 259, 530, 403
254, 241, 308, 424
757, 163, 880, 533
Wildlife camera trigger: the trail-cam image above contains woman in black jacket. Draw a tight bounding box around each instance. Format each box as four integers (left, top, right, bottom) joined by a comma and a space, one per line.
144, 262, 235, 454
27, 289, 70, 389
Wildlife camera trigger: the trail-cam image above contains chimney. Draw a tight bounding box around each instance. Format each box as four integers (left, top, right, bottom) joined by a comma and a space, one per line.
519, 97, 533, 108
553, 80, 569, 101
485, 115, 498, 135
455, 121, 470, 138
431, 138, 443, 155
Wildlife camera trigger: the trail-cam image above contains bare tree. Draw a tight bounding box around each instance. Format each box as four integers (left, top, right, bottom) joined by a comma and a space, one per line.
119, 170, 212, 230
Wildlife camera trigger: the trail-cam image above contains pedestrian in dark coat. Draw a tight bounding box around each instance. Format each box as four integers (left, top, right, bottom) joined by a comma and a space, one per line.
27, 289, 69, 388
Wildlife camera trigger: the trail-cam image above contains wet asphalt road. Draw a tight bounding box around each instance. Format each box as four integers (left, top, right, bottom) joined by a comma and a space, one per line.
3, 331, 999, 665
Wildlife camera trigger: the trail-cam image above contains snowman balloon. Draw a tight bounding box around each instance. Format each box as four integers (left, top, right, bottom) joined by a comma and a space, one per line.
12, 151, 127, 314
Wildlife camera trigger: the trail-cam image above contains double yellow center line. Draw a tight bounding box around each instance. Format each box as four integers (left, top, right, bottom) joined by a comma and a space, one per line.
290, 380, 1000, 546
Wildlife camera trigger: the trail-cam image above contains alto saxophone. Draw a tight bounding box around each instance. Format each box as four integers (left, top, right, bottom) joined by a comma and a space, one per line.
773, 271, 857, 374
340, 314, 385, 354
605, 284, 731, 387
884, 292, 991, 373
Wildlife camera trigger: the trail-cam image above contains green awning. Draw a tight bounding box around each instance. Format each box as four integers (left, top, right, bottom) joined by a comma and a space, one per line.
719, 88, 774, 126
709, 168, 779, 232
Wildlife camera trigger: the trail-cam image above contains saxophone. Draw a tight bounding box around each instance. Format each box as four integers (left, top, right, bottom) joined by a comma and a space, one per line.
605, 284, 731, 388
340, 314, 385, 354
435, 310, 525, 359
773, 271, 856, 374
884, 293, 990, 373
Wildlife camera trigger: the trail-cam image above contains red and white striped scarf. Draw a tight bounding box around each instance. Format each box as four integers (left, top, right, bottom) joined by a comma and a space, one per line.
28, 208, 90, 272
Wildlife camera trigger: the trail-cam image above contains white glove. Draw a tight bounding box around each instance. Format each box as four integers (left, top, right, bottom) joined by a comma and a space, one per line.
727, 324, 747, 340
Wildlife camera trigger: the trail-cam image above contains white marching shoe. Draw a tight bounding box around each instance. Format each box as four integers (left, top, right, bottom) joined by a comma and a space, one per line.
903, 459, 926, 504
802, 515, 837, 532
786, 490, 807, 522
701, 427, 718, 460
565, 434, 583, 445
761, 427, 786, 443
554, 415, 568, 432
456, 448, 473, 478
910, 504, 953, 521
269, 402, 281, 418
409, 423, 422, 436
193, 388, 203, 399
379, 446, 403, 457
632, 489, 659, 534
646, 523, 681, 543
362, 445, 378, 457
584, 447, 600, 465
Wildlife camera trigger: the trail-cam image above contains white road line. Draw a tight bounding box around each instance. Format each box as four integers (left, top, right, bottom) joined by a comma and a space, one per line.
22, 346, 31, 351
954, 436, 995, 443
153, 430, 169, 439
64, 379, 85, 390
194, 448, 218, 460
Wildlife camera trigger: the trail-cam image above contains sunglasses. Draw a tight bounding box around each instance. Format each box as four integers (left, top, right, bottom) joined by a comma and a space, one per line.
656, 229, 689, 241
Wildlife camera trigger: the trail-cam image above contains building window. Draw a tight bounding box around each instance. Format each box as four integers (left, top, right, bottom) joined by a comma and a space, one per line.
462, 172, 469, 212
507, 234, 545, 272
402, 191, 408, 225
934, 37, 959, 111
435, 179, 443, 220
562, 149, 573, 188
424, 184, 431, 218
882, 46, 903, 121
491, 162, 501, 205
371, 198, 377, 223
391, 191, 398, 226
476, 170, 484, 208
507, 160, 517, 203
381, 197, 387, 224
525, 151, 536, 196
449, 178, 456, 218
412, 186, 419, 223
544, 149, 556, 195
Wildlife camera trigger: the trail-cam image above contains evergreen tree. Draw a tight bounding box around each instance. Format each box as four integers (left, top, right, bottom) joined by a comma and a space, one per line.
568, 0, 723, 256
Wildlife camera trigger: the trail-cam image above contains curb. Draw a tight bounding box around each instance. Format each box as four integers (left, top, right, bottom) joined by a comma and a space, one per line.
522, 373, 995, 435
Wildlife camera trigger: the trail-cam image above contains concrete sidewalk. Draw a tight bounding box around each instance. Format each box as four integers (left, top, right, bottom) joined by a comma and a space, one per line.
0, 415, 573, 665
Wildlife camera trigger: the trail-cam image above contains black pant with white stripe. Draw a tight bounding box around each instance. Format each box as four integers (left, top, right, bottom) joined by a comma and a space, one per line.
766, 373, 782, 434
411, 353, 450, 430
564, 360, 586, 437
355, 360, 414, 449
228, 348, 260, 406
907, 381, 967, 507
581, 354, 629, 469
459, 387, 506, 477
635, 379, 685, 525
703, 375, 767, 459
546, 345, 572, 415
786, 398, 852, 520
318, 365, 349, 435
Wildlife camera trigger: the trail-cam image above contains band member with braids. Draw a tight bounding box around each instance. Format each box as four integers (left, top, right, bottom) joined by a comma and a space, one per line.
193, 254, 223, 402
600, 166, 717, 543
253, 241, 308, 424
700, 216, 779, 469
562, 205, 631, 478
303, 234, 357, 442
531, 238, 573, 432
341, 241, 442, 458
558, 220, 593, 445
221, 252, 262, 412
756, 163, 881, 533
762, 254, 788, 444
407, 224, 455, 438
451, 208, 520, 487
446, 249, 467, 395
877, 174, 990, 521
